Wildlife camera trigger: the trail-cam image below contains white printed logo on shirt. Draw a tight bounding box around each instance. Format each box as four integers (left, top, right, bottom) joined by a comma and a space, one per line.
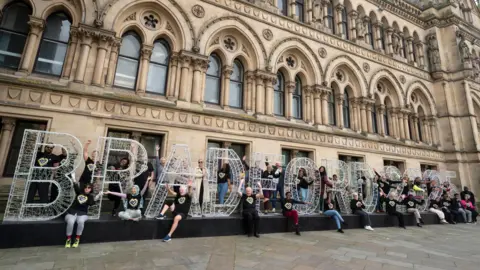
389, 201, 396, 207
218, 172, 225, 178
87, 163, 95, 171
285, 202, 292, 210
38, 157, 49, 167
178, 197, 186, 204
129, 198, 139, 208
246, 197, 254, 204
408, 201, 414, 207
77, 195, 88, 204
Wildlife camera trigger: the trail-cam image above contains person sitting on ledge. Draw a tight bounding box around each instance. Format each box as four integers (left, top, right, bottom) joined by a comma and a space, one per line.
323, 190, 347, 233
428, 189, 449, 224
237, 179, 263, 237
404, 192, 424, 227
65, 182, 102, 248
385, 191, 406, 229
461, 194, 478, 224
280, 191, 309, 236
452, 193, 467, 223
106, 177, 151, 222
156, 181, 193, 242
350, 192, 374, 231
440, 193, 456, 224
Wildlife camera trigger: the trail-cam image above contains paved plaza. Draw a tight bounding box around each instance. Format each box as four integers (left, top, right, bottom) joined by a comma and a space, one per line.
0, 224, 479, 270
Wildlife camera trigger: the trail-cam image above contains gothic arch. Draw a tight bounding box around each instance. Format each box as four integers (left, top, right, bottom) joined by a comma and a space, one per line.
197, 16, 267, 69
323, 55, 368, 97
41, 0, 83, 26
406, 81, 436, 115
369, 69, 405, 107
104, 0, 194, 50
0, 0, 36, 15
268, 38, 322, 85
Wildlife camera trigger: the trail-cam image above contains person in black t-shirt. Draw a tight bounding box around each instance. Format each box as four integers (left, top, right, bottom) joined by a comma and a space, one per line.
217, 163, 231, 205
350, 192, 374, 231
156, 181, 193, 242
280, 191, 308, 235
238, 179, 263, 237
27, 142, 61, 203
385, 192, 406, 229
106, 177, 151, 221
134, 162, 154, 214
64, 182, 102, 248
440, 193, 455, 224
79, 140, 98, 187
404, 193, 424, 227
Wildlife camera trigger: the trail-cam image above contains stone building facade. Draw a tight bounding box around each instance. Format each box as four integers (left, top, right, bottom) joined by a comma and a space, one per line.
0, 0, 479, 194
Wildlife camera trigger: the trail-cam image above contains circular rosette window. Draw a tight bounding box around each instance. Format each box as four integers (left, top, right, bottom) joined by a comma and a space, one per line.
285, 158, 319, 215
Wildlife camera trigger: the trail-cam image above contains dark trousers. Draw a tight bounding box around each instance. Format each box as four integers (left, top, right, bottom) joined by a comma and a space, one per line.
442, 208, 454, 223
243, 210, 260, 235
450, 209, 464, 223
470, 209, 478, 222
199, 180, 204, 207
271, 184, 285, 208
27, 182, 49, 203
50, 184, 58, 202
388, 211, 405, 227
354, 210, 371, 227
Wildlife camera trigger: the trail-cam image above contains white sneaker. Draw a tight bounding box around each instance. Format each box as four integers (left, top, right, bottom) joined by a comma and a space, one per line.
365, 226, 374, 231
272, 208, 275, 213
440, 219, 449, 224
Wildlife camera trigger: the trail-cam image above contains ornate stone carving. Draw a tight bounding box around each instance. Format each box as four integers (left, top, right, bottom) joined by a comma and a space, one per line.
318, 47, 327, 58
143, 14, 159, 29
192, 5, 205, 18
124, 12, 136, 22
223, 36, 237, 51
363, 63, 370, 72
262, 29, 273, 41
392, 32, 401, 55
458, 33, 471, 63
286, 56, 296, 68
427, 34, 441, 71
399, 75, 406, 84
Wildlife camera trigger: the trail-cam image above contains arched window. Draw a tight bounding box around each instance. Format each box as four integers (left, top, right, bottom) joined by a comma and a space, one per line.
278, 0, 288, 16
343, 91, 350, 128
341, 7, 349, 40
380, 25, 386, 50
146, 39, 170, 95
34, 12, 71, 76
229, 59, 243, 108
417, 118, 423, 141
296, 0, 305, 23
372, 104, 378, 133
0, 2, 31, 69
367, 20, 374, 49
383, 108, 390, 136
326, 2, 335, 33
413, 42, 418, 63
205, 54, 221, 104
114, 32, 141, 89
292, 76, 302, 119
328, 89, 336, 125
274, 72, 285, 116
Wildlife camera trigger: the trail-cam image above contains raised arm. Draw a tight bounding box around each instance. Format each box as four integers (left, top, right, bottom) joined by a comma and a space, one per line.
83, 140, 91, 161
187, 180, 193, 197
105, 191, 126, 198
242, 156, 250, 170
93, 191, 104, 201
237, 179, 245, 197
166, 184, 177, 196
255, 182, 264, 199
141, 177, 151, 196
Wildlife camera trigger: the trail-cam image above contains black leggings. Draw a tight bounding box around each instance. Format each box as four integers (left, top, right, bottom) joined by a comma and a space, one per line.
243, 210, 260, 235
354, 210, 371, 227
388, 211, 405, 227
442, 208, 454, 223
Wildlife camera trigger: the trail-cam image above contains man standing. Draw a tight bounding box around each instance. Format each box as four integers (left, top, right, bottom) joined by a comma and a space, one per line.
27, 142, 60, 203
155, 145, 166, 183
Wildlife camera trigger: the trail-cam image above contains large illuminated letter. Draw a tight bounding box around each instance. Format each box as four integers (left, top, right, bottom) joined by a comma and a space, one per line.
349, 162, 378, 213
285, 157, 319, 215
320, 159, 350, 214
145, 144, 196, 218
89, 137, 148, 219
4, 130, 83, 222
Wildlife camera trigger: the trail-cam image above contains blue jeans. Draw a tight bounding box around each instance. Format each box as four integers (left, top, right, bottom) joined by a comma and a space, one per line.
324, 210, 344, 229
217, 182, 228, 204
300, 188, 308, 201
271, 184, 285, 208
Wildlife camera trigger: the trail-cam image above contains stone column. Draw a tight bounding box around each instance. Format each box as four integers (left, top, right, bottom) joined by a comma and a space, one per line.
386, 27, 394, 55
221, 66, 233, 108
246, 72, 255, 112
92, 34, 112, 86
105, 39, 121, 87
336, 94, 344, 129
74, 28, 94, 83
19, 17, 44, 73
398, 111, 405, 139
313, 86, 322, 125
335, 4, 344, 37
354, 99, 361, 132
412, 115, 419, 142
430, 118, 439, 145
373, 23, 382, 51
350, 98, 358, 131
360, 101, 367, 132
322, 0, 330, 29
321, 89, 329, 125
366, 103, 373, 133
306, 0, 313, 24
0, 118, 15, 176
303, 86, 312, 122
378, 105, 385, 136
406, 37, 414, 64
289, 0, 297, 19
166, 53, 179, 98
286, 82, 295, 120
415, 41, 425, 68
403, 112, 410, 140
255, 74, 265, 115
265, 76, 275, 116
349, 10, 358, 41
178, 56, 192, 101
61, 28, 79, 80
391, 109, 399, 139
191, 59, 208, 104
136, 45, 153, 94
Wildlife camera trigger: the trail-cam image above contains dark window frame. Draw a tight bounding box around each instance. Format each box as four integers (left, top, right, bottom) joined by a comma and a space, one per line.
114, 31, 142, 90
146, 39, 170, 95
205, 53, 222, 105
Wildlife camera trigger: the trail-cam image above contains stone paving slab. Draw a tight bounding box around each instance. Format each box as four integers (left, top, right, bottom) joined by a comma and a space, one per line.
0, 224, 479, 270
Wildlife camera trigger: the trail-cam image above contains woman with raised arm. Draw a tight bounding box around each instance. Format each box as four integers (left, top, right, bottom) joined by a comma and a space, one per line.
350, 192, 374, 231
64, 181, 102, 248
156, 181, 193, 242
238, 179, 263, 237
105, 177, 151, 222
323, 190, 347, 233
79, 140, 98, 188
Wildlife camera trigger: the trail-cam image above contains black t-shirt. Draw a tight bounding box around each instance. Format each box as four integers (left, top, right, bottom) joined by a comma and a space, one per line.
174, 194, 192, 214
405, 198, 422, 209
126, 193, 142, 210
242, 194, 256, 211
79, 157, 95, 184
429, 200, 440, 209
35, 152, 59, 168
68, 184, 94, 215
385, 198, 399, 213
350, 199, 365, 212
134, 162, 154, 190
217, 170, 228, 184
298, 176, 312, 189
281, 199, 303, 212
441, 199, 451, 209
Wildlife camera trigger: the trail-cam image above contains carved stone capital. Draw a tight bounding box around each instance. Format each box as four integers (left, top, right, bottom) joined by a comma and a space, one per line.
179, 55, 192, 67
348, 10, 358, 19
141, 45, 153, 59
27, 16, 45, 35
286, 82, 296, 93
1, 118, 15, 131
96, 33, 115, 49
69, 27, 79, 44
193, 58, 208, 71
303, 86, 313, 96
335, 4, 344, 12
245, 71, 256, 82
222, 65, 233, 78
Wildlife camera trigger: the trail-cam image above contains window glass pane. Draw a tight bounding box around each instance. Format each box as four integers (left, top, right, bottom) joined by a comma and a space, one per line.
229, 81, 243, 108
114, 57, 139, 89
146, 63, 167, 94
207, 55, 220, 76
106, 130, 132, 166
0, 31, 26, 68
274, 91, 284, 116
205, 76, 220, 104
297, 151, 309, 158
230, 143, 246, 159
282, 149, 292, 165
139, 134, 163, 174
151, 41, 169, 64
296, 4, 304, 22
43, 13, 71, 43
119, 34, 141, 59
1, 3, 31, 33
207, 141, 222, 149
293, 97, 300, 119
35, 41, 67, 76
231, 61, 243, 82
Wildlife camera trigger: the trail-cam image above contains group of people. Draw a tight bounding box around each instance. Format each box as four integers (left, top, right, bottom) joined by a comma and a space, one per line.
25, 142, 478, 247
